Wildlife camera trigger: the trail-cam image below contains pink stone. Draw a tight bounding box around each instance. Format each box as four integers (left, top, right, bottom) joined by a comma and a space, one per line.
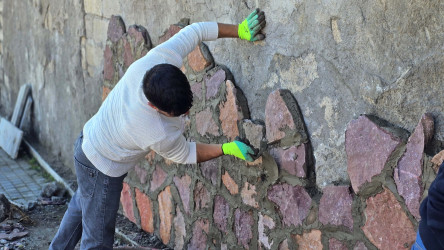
259, 213, 275, 249
191, 81, 203, 100
265, 89, 307, 144
353, 242, 368, 250
159, 25, 182, 43
362, 188, 416, 250
188, 219, 210, 250
241, 182, 259, 208
200, 158, 219, 185
107, 15, 126, 43
206, 69, 225, 100
174, 206, 186, 249
134, 164, 148, 184
279, 239, 289, 250
222, 171, 239, 195
103, 45, 114, 81
150, 165, 167, 192
194, 182, 210, 211
173, 174, 192, 214
120, 182, 136, 224
219, 80, 246, 141
395, 114, 434, 219
267, 183, 311, 227
319, 186, 354, 231
135, 188, 153, 233
158, 186, 173, 245
293, 230, 322, 250
235, 209, 254, 249
188, 44, 212, 72
243, 120, 265, 150
213, 195, 229, 234
195, 107, 220, 137
270, 144, 308, 178
329, 238, 347, 250
346, 115, 403, 193
127, 25, 150, 47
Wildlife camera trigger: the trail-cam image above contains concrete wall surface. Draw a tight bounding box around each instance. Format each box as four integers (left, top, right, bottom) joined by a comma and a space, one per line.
1, 0, 444, 248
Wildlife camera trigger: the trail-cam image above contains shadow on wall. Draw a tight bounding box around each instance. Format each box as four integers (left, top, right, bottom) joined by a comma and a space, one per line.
102, 16, 441, 250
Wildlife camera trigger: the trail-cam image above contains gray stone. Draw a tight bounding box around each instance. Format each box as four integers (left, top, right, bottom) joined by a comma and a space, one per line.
234, 209, 253, 248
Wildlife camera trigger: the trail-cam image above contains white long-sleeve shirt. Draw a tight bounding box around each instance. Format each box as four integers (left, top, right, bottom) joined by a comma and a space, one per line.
82, 22, 219, 177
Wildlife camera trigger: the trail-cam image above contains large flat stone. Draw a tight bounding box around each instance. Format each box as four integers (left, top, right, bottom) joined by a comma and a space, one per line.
194, 182, 210, 211
267, 183, 311, 227
200, 158, 219, 185
270, 144, 308, 178
173, 174, 192, 214
346, 115, 403, 193
219, 80, 247, 141
120, 182, 136, 224
188, 43, 213, 72
265, 89, 307, 145
107, 15, 126, 43
158, 186, 173, 245
362, 188, 416, 250
241, 182, 258, 208
394, 113, 433, 219
235, 209, 254, 249
213, 195, 230, 234
150, 165, 167, 192
329, 238, 348, 250
188, 219, 210, 250
222, 171, 239, 195
173, 206, 186, 250
242, 120, 265, 150
196, 107, 220, 137
293, 230, 322, 250
258, 213, 275, 249
158, 24, 182, 43
206, 69, 225, 100
319, 186, 353, 231
135, 188, 153, 233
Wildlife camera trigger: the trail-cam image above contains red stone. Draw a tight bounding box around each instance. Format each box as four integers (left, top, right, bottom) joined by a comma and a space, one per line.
259, 213, 275, 249
174, 206, 186, 249
267, 183, 311, 227
107, 15, 126, 43
319, 186, 353, 231
188, 44, 212, 72
265, 89, 306, 144
222, 171, 239, 195
329, 238, 347, 250
200, 158, 219, 185
362, 188, 416, 250
135, 188, 154, 233
158, 186, 173, 245
241, 182, 258, 208
102, 86, 112, 102
103, 45, 114, 81
159, 25, 182, 43
150, 165, 167, 192
346, 115, 403, 193
206, 69, 225, 100
270, 144, 308, 178
395, 114, 434, 219
293, 230, 322, 250
194, 182, 210, 211
122, 36, 134, 68
188, 219, 210, 250
134, 164, 148, 184
120, 182, 136, 224
235, 209, 254, 248
173, 174, 192, 214
219, 80, 246, 141
195, 107, 220, 137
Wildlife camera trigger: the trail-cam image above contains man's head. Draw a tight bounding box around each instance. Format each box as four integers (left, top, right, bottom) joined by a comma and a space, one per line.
142, 64, 193, 117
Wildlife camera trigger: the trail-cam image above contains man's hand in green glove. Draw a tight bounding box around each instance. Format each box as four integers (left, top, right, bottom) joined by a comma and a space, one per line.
238, 8, 266, 41
222, 137, 259, 162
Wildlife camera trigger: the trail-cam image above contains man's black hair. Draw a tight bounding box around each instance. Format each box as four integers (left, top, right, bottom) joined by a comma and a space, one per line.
142, 64, 193, 116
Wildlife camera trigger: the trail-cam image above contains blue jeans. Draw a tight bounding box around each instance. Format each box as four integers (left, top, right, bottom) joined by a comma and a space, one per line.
49, 132, 127, 250
412, 231, 427, 250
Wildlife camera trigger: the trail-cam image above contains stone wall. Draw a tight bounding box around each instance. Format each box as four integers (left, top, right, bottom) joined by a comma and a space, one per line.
106, 17, 442, 249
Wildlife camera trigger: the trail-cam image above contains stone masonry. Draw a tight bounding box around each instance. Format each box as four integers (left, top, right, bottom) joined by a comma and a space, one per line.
106, 15, 439, 250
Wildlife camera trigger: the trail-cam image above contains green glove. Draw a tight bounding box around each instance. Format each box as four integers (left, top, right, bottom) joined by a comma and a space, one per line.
222, 137, 258, 162
238, 8, 266, 41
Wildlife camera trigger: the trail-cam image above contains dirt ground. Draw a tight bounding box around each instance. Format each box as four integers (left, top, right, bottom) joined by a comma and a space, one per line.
0, 142, 170, 250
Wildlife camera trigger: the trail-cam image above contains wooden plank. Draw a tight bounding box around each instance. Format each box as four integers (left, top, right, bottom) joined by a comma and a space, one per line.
11, 84, 31, 127
0, 118, 24, 159
19, 96, 33, 130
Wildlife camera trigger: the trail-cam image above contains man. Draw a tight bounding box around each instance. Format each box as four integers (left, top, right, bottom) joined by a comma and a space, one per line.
50, 9, 266, 249
412, 161, 444, 250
